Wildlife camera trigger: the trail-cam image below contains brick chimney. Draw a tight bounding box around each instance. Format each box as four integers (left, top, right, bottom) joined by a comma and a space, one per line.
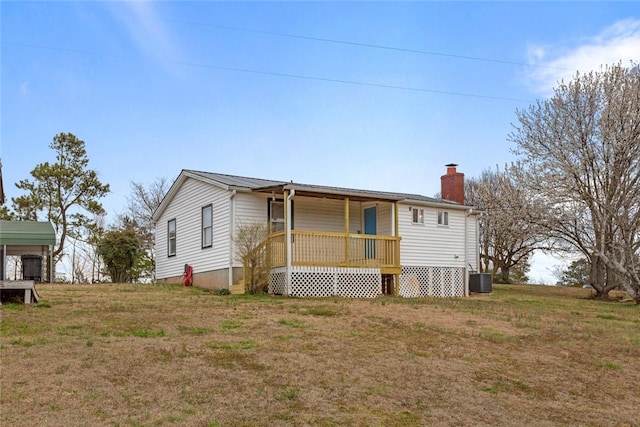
441, 163, 465, 204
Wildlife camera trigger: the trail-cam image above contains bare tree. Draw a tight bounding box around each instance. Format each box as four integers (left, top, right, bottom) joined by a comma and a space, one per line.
466, 167, 548, 283
510, 63, 640, 302
65, 214, 106, 283
117, 177, 170, 281
69, 238, 90, 284
234, 221, 269, 294
125, 178, 169, 237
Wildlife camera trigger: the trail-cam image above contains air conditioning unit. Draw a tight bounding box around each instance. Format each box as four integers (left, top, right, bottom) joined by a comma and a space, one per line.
469, 273, 492, 293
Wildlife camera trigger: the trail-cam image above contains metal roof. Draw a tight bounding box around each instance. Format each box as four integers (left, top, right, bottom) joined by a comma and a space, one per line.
184, 170, 455, 204
152, 169, 473, 221
183, 171, 446, 200
184, 170, 286, 190
0, 221, 56, 246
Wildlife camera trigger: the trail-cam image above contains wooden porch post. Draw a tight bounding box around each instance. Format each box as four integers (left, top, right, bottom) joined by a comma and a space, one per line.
394, 202, 400, 296
285, 189, 294, 295
284, 190, 291, 295
344, 198, 350, 266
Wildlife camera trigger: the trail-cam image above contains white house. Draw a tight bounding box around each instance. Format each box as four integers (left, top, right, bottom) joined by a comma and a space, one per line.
152, 165, 480, 297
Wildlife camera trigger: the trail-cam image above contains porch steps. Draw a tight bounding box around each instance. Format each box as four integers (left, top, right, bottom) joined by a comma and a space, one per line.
229, 280, 245, 295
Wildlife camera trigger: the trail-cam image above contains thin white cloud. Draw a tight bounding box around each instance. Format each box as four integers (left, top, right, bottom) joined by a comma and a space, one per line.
108, 2, 179, 65
526, 19, 640, 97
19, 82, 29, 96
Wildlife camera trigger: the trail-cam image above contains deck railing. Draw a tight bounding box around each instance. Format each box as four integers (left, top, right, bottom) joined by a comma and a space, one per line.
263, 230, 400, 269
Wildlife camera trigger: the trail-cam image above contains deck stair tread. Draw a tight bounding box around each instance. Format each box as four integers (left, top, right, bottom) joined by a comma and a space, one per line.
229, 280, 245, 295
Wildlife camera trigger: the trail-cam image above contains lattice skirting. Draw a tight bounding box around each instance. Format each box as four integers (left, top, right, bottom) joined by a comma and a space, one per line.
268, 266, 381, 298
268, 267, 287, 295
399, 266, 466, 297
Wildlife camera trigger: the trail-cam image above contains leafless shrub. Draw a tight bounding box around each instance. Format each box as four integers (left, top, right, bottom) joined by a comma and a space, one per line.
234, 221, 269, 294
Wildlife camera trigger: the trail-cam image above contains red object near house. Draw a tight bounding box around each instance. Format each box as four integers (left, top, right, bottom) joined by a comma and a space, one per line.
182, 264, 193, 286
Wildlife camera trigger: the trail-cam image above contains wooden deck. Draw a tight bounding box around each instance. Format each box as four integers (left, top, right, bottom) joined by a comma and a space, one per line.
0, 281, 40, 305
247, 230, 401, 273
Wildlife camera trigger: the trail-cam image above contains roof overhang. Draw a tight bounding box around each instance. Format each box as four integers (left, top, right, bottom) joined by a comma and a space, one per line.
151, 169, 480, 221
253, 184, 404, 203
152, 170, 263, 222
400, 198, 481, 212
0, 221, 56, 246
254, 184, 478, 210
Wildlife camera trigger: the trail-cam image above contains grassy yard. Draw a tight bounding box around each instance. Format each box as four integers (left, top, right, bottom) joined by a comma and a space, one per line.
1, 284, 638, 426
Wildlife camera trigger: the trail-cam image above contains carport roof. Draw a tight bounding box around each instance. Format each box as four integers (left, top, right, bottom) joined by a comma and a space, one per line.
0, 221, 56, 246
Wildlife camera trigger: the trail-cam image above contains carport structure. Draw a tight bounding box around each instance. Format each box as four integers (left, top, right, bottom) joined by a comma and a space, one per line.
0, 220, 56, 304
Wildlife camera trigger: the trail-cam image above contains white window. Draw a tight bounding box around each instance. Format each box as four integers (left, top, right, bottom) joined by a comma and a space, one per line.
202, 204, 213, 248
437, 211, 449, 226
412, 208, 424, 224
167, 219, 176, 257
270, 200, 285, 232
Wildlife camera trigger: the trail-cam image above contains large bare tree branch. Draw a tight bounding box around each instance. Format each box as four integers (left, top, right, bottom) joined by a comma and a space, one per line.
510, 63, 640, 302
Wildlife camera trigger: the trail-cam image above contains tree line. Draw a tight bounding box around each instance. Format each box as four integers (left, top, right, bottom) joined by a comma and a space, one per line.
2, 63, 638, 303
1, 132, 169, 284
468, 63, 639, 303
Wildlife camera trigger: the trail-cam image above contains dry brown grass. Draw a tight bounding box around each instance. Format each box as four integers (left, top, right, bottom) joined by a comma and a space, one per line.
1, 284, 639, 426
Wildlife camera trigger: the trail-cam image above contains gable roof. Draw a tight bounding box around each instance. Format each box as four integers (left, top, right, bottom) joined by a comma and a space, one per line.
0, 221, 56, 246
185, 170, 286, 190
152, 169, 473, 222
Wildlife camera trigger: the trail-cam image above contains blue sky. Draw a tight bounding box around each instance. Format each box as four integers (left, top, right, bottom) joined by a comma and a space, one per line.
2, 1, 639, 283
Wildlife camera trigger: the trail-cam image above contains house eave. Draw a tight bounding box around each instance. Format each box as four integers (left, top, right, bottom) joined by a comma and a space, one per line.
399, 198, 479, 212
152, 171, 231, 223
151, 169, 482, 222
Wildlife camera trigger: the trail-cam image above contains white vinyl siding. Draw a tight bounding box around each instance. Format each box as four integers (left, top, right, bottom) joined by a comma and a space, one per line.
155, 177, 230, 280
231, 193, 269, 266
399, 203, 467, 268
376, 203, 392, 236
466, 214, 479, 272
294, 197, 362, 233
234, 192, 269, 226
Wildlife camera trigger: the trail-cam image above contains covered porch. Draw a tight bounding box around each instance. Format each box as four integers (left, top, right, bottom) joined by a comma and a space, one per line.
246, 183, 402, 297
265, 230, 400, 272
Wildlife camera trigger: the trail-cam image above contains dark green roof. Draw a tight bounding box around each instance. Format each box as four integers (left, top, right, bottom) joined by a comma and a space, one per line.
0, 221, 56, 246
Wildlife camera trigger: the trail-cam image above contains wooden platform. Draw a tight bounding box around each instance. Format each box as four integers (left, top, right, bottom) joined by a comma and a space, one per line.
0, 280, 40, 305
229, 280, 245, 295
